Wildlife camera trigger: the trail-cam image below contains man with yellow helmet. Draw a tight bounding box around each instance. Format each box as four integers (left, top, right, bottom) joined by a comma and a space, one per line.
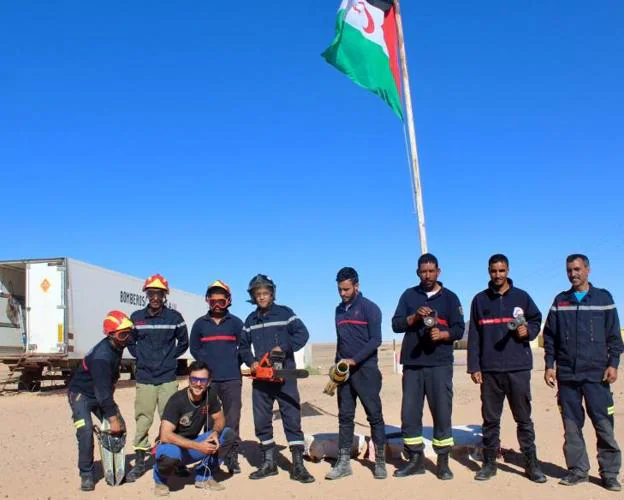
126, 274, 189, 482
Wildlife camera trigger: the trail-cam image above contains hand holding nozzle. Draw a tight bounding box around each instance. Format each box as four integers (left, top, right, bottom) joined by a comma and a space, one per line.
507, 316, 528, 338
323, 359, 351, 396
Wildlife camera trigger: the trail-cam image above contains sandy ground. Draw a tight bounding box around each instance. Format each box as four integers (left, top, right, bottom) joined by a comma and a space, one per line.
0, 352, 623, 500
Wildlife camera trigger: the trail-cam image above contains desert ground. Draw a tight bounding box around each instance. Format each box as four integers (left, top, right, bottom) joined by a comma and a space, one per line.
0, 351, 622, 499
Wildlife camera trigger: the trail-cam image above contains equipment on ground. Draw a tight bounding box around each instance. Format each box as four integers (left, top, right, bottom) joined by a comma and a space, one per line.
323, 360, 350, 396
94, 418, 126, 486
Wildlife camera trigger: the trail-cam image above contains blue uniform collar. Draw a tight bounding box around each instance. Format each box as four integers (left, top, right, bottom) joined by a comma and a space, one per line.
205, 311, 232, 323
254, 303, 278, 319
415, 282, 444, 298
564, 283, 594, 301
143, 305, 168, 318
338, 292, 363, 312
487, 278, 514, 297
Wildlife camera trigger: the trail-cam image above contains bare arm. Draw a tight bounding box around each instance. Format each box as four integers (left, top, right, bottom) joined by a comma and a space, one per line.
210, 409, 225, 434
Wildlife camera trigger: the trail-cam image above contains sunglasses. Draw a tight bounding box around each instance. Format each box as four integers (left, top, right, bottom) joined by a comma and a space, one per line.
189, 376, 210, 385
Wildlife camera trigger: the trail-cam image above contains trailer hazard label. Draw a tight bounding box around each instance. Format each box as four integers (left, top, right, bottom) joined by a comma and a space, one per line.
40, 278, 51, 293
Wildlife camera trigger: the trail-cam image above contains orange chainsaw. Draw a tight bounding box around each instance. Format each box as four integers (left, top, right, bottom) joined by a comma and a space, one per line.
241, 350, 309, 383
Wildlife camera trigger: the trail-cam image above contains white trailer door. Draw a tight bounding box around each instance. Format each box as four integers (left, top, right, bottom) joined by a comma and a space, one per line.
26, 262, 65, 354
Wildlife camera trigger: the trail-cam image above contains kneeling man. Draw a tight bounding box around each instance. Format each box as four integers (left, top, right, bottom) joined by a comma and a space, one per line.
153, 361, 234, 496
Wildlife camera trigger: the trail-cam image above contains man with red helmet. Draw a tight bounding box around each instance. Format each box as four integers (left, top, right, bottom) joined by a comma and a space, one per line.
190, 280, 244, 474
67, 311, 133, 491
125, 274, 189, 482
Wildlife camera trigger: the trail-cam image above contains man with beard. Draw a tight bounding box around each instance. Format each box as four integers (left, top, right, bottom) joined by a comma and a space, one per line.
467, 254, 546, 483
190, 279, 244, 474
325, 267, 387, 480
153, 361, 235, 496
126, 274, 189, 482
392, 253, 464, 480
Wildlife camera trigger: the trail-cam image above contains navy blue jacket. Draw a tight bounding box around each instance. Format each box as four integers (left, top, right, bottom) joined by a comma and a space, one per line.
127, 306, 189, 384
240, 303, 309, 369
68, 338, 122, 418
392, 283, 464, 367
190, 312, 244, 382
544, 284, 623, 382
467, 280, 541, 373
335, 293, 382, 367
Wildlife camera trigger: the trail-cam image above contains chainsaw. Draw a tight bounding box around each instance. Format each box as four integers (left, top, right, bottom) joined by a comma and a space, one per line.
241, 350, 309, 383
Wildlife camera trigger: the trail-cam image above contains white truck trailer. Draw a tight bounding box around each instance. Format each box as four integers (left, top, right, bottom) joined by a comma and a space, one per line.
0, 258, 208, 389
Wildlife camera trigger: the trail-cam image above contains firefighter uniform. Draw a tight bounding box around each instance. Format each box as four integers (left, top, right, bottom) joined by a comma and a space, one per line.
239, 304, 309, 450
392, 283, 464, 455
467, 279, 542, 454
544, 285, 623, 481
335, 293, 386, 451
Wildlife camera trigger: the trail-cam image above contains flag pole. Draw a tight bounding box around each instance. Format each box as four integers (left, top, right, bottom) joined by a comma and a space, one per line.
394, 0, 428, 254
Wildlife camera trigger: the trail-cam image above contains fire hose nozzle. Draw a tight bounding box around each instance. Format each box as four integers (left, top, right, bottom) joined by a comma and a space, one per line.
507, 316, 527, 331
323, 360, 351, 396
423, 311, 438, 328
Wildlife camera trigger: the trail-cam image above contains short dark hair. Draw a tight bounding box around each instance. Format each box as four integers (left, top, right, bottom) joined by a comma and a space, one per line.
566, 254, 590, 267
336, 267, 359, 284
188, 360, 211, 375
488, 254, 509, 267
417, 253, 439, 269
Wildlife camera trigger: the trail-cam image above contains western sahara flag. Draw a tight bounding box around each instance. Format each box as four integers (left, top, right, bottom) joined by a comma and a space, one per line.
322, 0, 403, 119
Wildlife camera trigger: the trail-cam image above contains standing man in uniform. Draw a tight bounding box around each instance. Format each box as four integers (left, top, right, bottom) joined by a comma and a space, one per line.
126, 274, 189, 482
467, 254, 547, 483
325, 267, 387, 480
67, 310, 132, 491
391, 253, 464, 480
544, 254, 623, 491
190, 279, 244, 474
239, 274, 315, 483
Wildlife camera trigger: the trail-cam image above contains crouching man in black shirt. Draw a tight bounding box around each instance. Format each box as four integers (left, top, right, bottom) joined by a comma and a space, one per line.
153, 361, 235, 496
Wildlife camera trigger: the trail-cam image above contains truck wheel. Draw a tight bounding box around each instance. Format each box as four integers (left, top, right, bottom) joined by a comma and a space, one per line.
18, 368, 43, 392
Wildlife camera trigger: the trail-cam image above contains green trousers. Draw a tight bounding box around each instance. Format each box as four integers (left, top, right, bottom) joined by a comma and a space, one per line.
133, 381, 178, 451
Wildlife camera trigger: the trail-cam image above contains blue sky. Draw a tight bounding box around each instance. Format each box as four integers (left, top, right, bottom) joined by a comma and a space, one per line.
2, 1, 623, 342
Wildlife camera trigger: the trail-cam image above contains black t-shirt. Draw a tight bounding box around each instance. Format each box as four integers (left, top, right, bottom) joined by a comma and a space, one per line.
161, 387, 222, 439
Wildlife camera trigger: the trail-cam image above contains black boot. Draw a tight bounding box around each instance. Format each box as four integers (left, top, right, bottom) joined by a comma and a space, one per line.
601, 476, 622, 492
393, 451, 425, 477
80, 476, 95, 492
227, 454, 241, 475
125, 450, 146, 483
290, 446, 315, 483
374, 446, 387, 480
524, 449, 546, 483
436, 453, 453, 480
474, 448, 497, 481
325, 448, 352, 480
249, 445, 278, 480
